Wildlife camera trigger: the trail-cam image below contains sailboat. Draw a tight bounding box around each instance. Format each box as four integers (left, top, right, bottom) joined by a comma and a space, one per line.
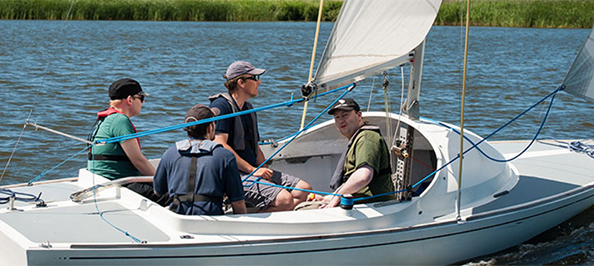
2, 0, 594, 265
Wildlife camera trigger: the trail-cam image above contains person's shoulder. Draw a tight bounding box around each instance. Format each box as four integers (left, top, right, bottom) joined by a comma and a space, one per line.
107, 113, 131, 123
210, 96, 232, 114
210, 96, 230, 107
159, 145, 181, 161
212, 145, 235, 159
357, 129, 383, 142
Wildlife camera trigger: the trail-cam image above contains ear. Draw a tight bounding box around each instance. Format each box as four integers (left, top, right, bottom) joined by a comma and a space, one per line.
236, 78, 245, 88
126, 95, 134, 105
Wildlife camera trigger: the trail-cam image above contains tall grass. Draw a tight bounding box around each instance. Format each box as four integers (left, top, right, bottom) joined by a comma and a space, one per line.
438, 0, 594, 28
1, 0, 593, 28
0, 0, 343, 21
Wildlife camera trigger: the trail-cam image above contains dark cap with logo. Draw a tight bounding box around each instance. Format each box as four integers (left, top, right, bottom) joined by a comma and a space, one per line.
225, 61, 266, 81
109, 78, 149, 100
328, 98, 361, 115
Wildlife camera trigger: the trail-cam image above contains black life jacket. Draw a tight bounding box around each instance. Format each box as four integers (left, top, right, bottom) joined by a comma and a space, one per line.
208, 93, 259, 153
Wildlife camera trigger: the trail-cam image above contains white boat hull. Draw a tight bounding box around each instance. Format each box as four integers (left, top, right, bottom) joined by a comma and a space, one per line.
2, 113, 594, 265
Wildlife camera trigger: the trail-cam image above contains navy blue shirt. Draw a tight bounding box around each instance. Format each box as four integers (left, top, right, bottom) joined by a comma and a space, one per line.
209, 97, 259, 167
153, 139, 244, 215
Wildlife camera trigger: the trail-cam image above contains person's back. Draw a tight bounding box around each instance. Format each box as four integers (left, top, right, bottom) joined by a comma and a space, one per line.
155, 139, 243, 215
153, 104, 246, 215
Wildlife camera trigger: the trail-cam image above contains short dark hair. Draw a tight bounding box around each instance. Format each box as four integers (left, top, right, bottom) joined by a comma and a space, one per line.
184, 104, 216, 138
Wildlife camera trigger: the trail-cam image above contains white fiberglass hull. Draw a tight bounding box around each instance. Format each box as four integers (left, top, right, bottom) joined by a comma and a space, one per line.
2, 114, 594, 265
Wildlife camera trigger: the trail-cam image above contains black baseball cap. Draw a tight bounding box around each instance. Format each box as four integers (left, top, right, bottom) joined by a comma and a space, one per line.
328, 98, 361, 115
108, 78, 149, 100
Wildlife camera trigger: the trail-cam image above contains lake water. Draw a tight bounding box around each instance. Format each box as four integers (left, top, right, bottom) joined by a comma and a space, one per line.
1, 20, 593, 265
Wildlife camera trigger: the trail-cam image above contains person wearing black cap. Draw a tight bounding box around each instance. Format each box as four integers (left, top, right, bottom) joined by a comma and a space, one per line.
87, 78, 169, 205
208, 61, 312, 212
322, 98, 395, 208
153, 104, 247, 215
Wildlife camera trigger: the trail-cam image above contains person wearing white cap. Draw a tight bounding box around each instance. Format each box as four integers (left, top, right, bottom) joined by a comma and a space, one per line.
208, 61, 312, 212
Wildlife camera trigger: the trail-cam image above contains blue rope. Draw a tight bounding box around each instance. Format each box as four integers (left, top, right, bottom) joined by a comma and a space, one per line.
242, 84, 356, 184
0, 188, 43, 205
353, 87, 561, 203
87, 145, 143, 243
438, 86, 559, 163
27, 146, 89, 184
94, 85, 351, 145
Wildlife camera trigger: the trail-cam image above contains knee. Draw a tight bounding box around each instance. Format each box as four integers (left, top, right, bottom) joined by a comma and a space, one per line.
274, 190, 294, 210
296, 180, 312, 190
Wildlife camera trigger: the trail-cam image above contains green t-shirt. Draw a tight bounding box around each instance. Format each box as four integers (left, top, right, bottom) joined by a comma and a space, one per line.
87, 113, 141, 180
343, 129, 396, 203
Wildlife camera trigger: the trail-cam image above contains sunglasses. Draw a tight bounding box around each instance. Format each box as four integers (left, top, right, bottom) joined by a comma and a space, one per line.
132, 94, 145, 102
242, 75, 260, 82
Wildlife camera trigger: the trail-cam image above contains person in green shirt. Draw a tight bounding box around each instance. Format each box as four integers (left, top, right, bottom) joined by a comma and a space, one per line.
323, 98, 396, 208
87, 78, 169, 205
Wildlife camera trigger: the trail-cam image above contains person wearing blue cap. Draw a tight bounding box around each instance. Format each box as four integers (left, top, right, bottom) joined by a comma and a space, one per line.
209, 61, 312, 212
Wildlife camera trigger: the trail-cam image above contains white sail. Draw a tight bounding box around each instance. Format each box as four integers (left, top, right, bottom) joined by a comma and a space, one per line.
562, 25, 594, 102
312, 0, 442, 90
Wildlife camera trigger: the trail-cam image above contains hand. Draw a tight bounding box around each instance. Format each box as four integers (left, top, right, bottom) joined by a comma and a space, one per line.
253, 167, 273, 181
321, 195, 340, 209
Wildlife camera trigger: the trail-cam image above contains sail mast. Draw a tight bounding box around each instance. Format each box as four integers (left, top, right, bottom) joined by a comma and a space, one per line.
300, 0, 326, 130
456, 0, 471, 221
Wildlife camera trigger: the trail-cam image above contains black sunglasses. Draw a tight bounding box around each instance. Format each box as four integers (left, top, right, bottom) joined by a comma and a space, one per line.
242, 75, 260, 82
132, 94, 145, 102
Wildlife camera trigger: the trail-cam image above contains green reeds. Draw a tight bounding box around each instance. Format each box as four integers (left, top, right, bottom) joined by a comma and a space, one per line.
438, 0, 594, 28
1, 0, 593, 28
0, 0, 342, 21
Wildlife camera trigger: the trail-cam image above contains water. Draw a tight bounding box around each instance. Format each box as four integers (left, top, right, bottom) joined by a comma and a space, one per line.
1, 20, 593, 264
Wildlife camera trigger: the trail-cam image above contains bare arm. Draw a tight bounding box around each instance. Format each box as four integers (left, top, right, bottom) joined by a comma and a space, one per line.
324, 165, 374, 208
121, 139, 155, 176
231, 200, 247, 214
213, 133, 272, 179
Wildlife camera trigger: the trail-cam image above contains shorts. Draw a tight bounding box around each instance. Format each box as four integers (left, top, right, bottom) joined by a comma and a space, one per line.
242, 170, 301, 211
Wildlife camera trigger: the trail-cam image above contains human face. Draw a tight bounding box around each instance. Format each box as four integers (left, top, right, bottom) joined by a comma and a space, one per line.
241, 75, 261, 97
132, 94, 145, 103
129, 94, 144, 116
333, 109, 363, 139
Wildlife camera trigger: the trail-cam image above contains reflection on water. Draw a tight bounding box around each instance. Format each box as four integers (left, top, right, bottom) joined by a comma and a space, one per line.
0, 20, 593, 265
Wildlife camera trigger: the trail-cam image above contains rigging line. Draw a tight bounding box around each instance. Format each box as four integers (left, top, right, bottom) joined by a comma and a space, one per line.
89, 147, 142, 244
441, 88, 560, 163
300, 0, 325, 130
0, 0, 77, 184
367, 75, 377, 112
242, 85, 356, 184
27, 147, 89, 184
26, 122, 94, 145
364, 90, 557, 203
391, 65, 406, 149
456, 0, 471, 221
348, 87, 559, 204
95, 84, 351, 145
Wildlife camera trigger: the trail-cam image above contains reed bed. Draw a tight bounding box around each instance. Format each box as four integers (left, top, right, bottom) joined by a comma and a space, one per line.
0, 0, 342, 21
438, 0, 594, 28
1, 0, 593, 28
